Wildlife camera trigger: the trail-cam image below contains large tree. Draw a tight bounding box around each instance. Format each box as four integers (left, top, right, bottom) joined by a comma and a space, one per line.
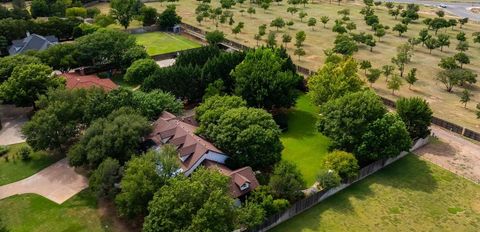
231, 47, 302, 110
318, 90, 387, 152
157, 5, 182, 30
200, 107, 283, 170
196, 95, 247, 132
356, 113, 412, 164
67, 108, 151, 167
0, 55, 42, 83
75, 29, 145, 70
0, 64, 63, 107
268, 160, 305, 202
116, 146, 178, 218
110, 0, 141, 29
89, 157, 121, 199
396, 97, 433, 139
333, 34, 358, 55
143, 168, 239, 232
307, 57, 363, 105
132, 90, 183, 120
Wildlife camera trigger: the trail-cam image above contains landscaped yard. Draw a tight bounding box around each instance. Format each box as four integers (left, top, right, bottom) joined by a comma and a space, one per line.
281, 95, 330, 186
271, 154, 480, 231
0, 143, 62, 186
134, 32, 201, 56
0, 190, 114, 232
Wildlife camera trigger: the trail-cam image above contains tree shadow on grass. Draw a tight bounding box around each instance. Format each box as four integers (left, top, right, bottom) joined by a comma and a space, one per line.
365, 155, 438, 194
281, 109, 320, 139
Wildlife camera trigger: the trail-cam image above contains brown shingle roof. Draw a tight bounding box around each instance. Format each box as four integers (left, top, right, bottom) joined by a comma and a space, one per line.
148, 112, 259, 198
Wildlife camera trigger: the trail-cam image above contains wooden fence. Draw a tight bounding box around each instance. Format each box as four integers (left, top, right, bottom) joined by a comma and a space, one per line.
251, 137, 430, 232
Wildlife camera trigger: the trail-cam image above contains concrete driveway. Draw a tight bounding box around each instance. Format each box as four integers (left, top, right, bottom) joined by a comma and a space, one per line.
0, 158, 88, 204
0, 105, 31, 145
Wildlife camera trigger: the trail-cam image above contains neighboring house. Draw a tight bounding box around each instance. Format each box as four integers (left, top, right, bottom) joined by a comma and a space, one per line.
147, 112, 260, 199
8, 33, 58, 55
62, 72, 118, 92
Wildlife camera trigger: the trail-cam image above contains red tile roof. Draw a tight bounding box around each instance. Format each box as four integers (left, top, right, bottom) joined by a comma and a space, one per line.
62, 72, 118, 91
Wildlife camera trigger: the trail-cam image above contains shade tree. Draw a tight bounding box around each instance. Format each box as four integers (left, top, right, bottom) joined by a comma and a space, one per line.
396, 97, 433, 139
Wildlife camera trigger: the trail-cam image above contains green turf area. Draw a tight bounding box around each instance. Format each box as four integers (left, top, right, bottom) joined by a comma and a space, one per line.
281, 95, 330, 186
0, 190, 112, 232
134, 32, 201, 56
0, 143, 62, 186
271, 154, 480, 231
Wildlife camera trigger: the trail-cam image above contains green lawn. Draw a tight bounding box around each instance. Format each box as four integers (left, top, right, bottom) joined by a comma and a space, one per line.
272, 154, 480, 232
281, 95, 330, 186
0, 143, 62, 186
134, 32, 201, 56
0, 190, 112, 232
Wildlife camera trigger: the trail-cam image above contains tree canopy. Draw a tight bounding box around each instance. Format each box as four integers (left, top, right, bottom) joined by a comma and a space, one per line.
231, 47, 302, 110
308, 57, 364, 105
396, 97, 433, 139
318, 90, 387, 153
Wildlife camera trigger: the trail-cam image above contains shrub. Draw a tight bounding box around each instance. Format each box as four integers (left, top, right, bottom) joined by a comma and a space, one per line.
269, 160, 305, 202
323, 151, 359, 179
17, 146, 32, 161
124, 58, 159, 84
316, 169, 341, 190
0, 145, 9, 156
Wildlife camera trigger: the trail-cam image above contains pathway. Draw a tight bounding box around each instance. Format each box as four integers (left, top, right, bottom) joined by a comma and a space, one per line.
0, 158, 88, 204
415, 125, 480, 183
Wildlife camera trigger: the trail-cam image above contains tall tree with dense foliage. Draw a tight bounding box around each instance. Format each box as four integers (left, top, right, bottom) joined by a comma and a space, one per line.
116, 146, 178, 218
318, 90, 386, 152
333, 34, 358, 55
396, 97, 432, 139
110, 0, 141, 29
201, 51, 246, 93
308, 57, 363, 105
75, 29, 146, 70
268, 160, 305, 202
89, 157, 121, 199
0, 55, 42, 83
205, 30, 225, 45
231, 47, 302, 110
35, 43, 77, 73
67, 108, 151, 167
196, 95, 247, 132
157, 5, 182, 30
356, 113, 412, 164
200, 107, 283, 170
0, 64, 63, 107
132, 90, 183, 120
143, 168, 238, 232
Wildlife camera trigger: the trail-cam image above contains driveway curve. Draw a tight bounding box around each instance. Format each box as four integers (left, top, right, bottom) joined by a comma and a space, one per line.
0, 158, 88, 204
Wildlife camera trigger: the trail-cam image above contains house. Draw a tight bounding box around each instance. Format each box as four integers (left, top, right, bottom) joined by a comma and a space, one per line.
147, 112, 260, 198
62, 72, 118, 92
8, 33, 58, 55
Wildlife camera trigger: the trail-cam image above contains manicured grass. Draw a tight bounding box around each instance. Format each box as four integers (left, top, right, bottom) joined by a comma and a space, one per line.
134, 32, 201, 56
0, 190, 112, 232
281, 95, 330, 186
0, 143, 62, 186
272, 154, 480, 231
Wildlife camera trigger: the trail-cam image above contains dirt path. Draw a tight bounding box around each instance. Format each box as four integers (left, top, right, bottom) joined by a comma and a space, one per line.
415, 125, 480, 184
0, 158, 88, 204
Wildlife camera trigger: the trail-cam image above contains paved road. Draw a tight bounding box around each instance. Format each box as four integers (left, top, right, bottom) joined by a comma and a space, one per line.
0, 159, 88, 204
386, 0, 480, 21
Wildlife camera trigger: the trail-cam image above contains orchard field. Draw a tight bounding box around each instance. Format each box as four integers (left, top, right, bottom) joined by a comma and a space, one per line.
90, 0, 480, 132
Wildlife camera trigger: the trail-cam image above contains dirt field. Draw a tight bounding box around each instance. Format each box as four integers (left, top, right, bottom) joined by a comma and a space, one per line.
416, 126, 480, 183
